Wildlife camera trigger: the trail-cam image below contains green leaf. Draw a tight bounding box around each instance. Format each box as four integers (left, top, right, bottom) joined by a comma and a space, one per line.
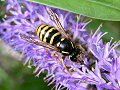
31, 0, 120, 21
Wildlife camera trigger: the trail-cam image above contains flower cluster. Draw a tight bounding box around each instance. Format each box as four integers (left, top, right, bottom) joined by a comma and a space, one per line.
0, 0, 120, 90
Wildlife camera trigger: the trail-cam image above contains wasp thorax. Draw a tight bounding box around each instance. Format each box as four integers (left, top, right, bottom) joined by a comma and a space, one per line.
56, 38, 76, 55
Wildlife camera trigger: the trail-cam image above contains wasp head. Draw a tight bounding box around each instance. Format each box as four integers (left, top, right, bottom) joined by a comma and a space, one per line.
70, 48, 83, 62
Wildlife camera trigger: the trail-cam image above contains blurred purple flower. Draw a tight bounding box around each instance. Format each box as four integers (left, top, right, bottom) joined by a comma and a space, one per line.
0, 0, 120, 90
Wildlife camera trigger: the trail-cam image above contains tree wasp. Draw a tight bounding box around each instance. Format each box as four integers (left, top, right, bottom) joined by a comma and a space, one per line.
20, 7, 86, 73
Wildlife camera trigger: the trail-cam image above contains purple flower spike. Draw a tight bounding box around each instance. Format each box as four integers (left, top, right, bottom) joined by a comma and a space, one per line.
0, 0, 120, 90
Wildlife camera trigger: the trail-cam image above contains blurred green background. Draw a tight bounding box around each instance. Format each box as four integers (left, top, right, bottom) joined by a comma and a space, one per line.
0, 41, 53, 90
0, 1, 120, 90
0, 2, 53, 89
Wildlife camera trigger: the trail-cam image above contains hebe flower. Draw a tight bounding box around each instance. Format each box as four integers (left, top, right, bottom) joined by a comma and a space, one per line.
0, 0, 120, 90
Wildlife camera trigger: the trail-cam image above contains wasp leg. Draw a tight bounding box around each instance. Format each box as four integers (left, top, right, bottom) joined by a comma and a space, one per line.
78, 54, 84, 65
77, 45, 88, 57
52, 53, 71, 74
46, 7, 71, 39
52, 52, 62, 63
62, 56, 71, 74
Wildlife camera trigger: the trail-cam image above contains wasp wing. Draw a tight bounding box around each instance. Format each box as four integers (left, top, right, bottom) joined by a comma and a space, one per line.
20, 33, 58, 51
46, 7, 71, 39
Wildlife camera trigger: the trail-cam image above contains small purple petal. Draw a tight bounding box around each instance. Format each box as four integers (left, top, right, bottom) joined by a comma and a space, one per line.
1, 0, 120, 90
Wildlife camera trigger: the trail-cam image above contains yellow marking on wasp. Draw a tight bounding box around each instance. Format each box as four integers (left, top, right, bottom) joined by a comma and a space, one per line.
36, 24, 46, 37
62, 51, 69, 54
61, 38, 65, 41
108, 82, 112, 85
50, 32, 61, 45
57, 42, 61, 47
91, 67, 95, 71
43, 27, 56, 42
70, 41, 74, 48
40, 26, 49, 40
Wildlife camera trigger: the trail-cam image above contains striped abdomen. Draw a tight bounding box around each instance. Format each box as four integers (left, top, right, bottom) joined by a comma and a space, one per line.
36, 24, 79, 59
36, 24, 61, 45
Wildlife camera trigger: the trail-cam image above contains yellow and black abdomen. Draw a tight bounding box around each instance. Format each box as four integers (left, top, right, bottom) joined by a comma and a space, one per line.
36, 24, 61, 45
36, 24, 79, 62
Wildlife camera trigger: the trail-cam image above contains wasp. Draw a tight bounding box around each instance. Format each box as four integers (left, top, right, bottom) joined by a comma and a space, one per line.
20, 8, 86, 73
